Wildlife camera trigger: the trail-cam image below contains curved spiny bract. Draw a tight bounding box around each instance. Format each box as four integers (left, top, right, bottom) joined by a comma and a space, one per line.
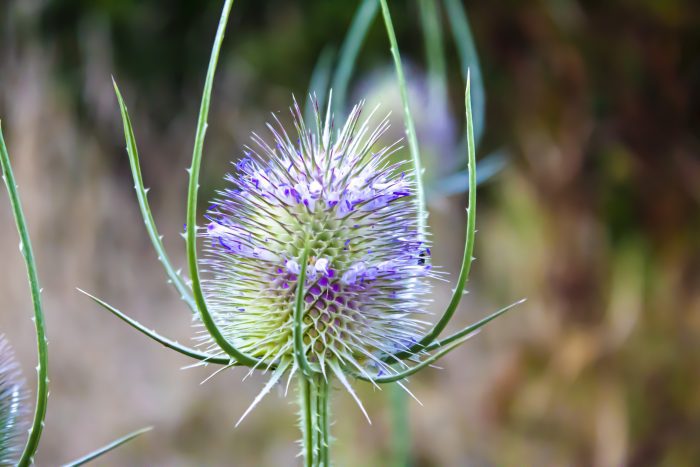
199, 99, 434, 378
0, 336, 29, 466
1, 124, 49, 467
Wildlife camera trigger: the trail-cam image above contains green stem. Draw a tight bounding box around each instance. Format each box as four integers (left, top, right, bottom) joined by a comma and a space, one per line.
299, 374, 330, 467
0, 124, 49, 467
300, 376, 315, 467
390, 384, 410, 467
316, 375, 330, 466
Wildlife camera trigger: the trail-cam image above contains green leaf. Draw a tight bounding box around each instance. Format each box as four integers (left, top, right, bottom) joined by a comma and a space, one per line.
353, 299, 524, 384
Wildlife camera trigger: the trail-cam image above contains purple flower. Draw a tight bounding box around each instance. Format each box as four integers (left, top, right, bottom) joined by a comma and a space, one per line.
200, 98, 432, 375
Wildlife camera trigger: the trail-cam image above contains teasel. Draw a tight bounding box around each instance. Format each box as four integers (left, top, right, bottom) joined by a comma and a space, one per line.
0, 336, 29, 466
83, 0, 523, 465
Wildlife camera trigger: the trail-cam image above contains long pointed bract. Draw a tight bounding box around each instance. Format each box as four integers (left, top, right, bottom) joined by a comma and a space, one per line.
112, 80, 197, 314
394, 73, 478, 360
0, 123, 49, 467
78, 289, 231, 366
185, 0, 259, 367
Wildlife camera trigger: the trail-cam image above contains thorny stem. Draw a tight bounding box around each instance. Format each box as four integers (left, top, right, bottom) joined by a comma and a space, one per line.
295, 245, 331, 466
299, 374, 330, 467
316, 375, 330, 467
300, 376, 315, 467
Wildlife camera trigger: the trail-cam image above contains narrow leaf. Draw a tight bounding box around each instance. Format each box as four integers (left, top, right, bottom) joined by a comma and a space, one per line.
77, 289, 230, 366
423, 299, 525, 353
357, 329, 477, 384
418, 0, 448, 101
429, 150, 507, 198
112, 79, 198, 314
61, 426, 152, 467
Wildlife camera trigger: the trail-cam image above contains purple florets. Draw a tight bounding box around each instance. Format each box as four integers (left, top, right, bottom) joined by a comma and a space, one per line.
200, 98, 433, 374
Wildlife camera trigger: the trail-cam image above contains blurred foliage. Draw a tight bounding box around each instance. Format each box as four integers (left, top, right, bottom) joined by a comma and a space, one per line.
1, 0, 699, 466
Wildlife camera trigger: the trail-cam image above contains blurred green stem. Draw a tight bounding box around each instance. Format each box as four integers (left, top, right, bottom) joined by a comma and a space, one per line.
331, 0, 379, 118
390, 384, 410, 467
444, 0, 486, 145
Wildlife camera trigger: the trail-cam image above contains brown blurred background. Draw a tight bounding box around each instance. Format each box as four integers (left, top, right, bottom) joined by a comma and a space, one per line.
1, 0, 699, 465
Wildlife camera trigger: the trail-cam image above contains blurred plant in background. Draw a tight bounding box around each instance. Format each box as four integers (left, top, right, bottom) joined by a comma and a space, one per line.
0, 336, 28, 466
1, 0, 699, 465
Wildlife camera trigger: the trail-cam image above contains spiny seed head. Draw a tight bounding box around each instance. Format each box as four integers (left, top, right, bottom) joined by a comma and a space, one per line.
0, 335, 29, 465
200, 98, 433, 375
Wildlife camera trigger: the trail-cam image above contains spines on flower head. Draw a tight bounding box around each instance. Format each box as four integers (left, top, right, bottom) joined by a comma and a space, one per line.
0, 335, 29, 465
199, 97, 434, 378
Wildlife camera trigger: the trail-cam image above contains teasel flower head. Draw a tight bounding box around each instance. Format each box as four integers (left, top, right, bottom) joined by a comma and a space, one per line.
83, 1, 519, 463
0, 335, 29, 466
201, 99, 433, 384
